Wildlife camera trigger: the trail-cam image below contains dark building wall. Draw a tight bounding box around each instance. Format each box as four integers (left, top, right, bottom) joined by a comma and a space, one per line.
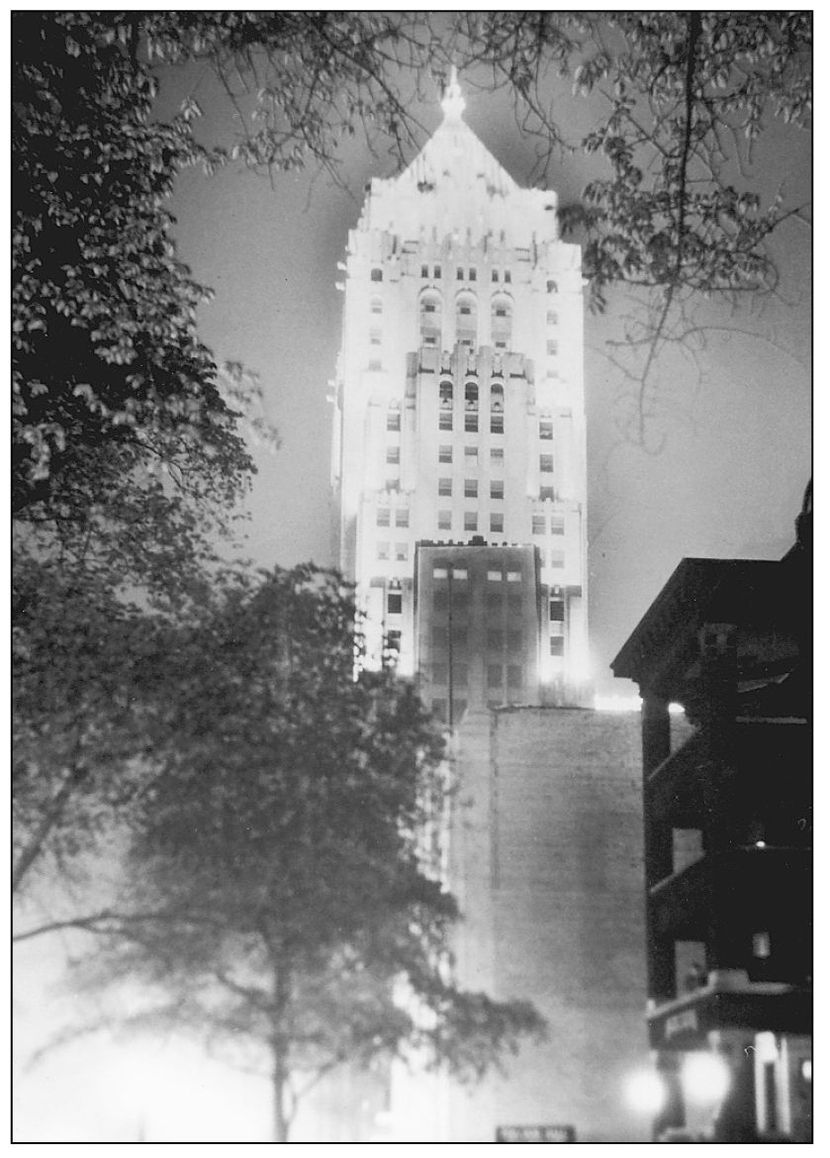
446, 707, 650, 1142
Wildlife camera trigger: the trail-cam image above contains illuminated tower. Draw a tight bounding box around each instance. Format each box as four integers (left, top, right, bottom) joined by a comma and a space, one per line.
332, 72, 590, 703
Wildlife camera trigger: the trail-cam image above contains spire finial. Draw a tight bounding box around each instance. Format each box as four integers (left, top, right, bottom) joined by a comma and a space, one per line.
441, 64, 466, 121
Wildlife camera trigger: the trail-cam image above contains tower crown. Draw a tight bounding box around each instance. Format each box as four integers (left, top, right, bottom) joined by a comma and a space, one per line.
440, 65, 466, 122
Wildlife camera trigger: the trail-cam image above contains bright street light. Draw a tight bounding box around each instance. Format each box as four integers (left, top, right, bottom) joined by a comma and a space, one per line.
623, 1069, 668, 1116
681, 1051, 731, 1105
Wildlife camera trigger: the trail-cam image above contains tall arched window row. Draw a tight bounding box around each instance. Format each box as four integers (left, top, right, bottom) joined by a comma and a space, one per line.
490, 297, 512, 349
439, 381, 453, 409
490, 383, 504, 412
419, 292, 442, 348
455, 295, 477, 348
465, 383, 479, 412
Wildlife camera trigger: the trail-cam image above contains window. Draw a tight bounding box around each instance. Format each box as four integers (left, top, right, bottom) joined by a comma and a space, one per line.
439, 380, 453, 409
487, 629, 503, 650
376, 508, 390, 527
491, 300, 512, 349
490, 480, 504, 500
370, 329, 382, 346
506, 570, 521, 583
547, 339, 558, 356
490, 513, 504, 533
487, 569, 502, 582
491, 269, 499, 283
439, 412, 453, 431
507, 664, 523, 688
433, 567, 448, 580
551, 514, 565, 535
546, 310, 558, 326
487, 664, 503, 688
540, 486, 554, 502
486, 593, 502, 614
371, 268, 383, 282
550, 636, 564, 656
377, 542, 390, 560
386, 446, 400, 464
433, 590, 448, 609
550, 620, 564, 637
464, 413, 478, 432
546, 279, 557, 294
550, 549, 565, 568
368, 359, 382, 371
456, 267, 464, 280
540, 454, 554, 472
464, 445, 478, 464
421, 264, 429, 278
459, 304, 471, 315
504, 270, 512, 284
452, 567, 468, 580
433, 265, 441, 278
395, 509, 409, 528
422, 302, 437, 314
468, 268, 476, 281
394, 543, 408, 561
494, 340, 507, 350
422, 334, 437, 347
490, 447, 504, 467
386, 478, 399, 492
549, 598, 565, 622
386, 629, 401, 652
539, 419, 553, 440
370, 297, 383, 315
387, 591, 402, 615
465, 382, 479, 410
490, 383, 504, 411
387, 410, 401, 431
532, 515, 546, 534
438, 509, 452, 530
490, 414, 504, 434
456, 296, 477, 346
439, 444, 452, 463
464, 479, 478, 498
507, 630, 522, 652
438, 477, 452, 496
464, 512, 478, 531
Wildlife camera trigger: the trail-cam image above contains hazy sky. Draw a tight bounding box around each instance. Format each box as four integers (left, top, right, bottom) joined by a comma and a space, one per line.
167, 59, 811, 696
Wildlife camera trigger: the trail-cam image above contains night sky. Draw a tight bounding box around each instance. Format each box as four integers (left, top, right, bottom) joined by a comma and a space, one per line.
167, 64, 811, 697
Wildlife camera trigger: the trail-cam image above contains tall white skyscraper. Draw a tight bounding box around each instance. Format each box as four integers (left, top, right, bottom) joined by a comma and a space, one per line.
332, 70, 590, 708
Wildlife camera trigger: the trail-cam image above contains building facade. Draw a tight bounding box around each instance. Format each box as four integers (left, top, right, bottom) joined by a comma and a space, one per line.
331, 73, 589, 698
611, 526, 812, 1142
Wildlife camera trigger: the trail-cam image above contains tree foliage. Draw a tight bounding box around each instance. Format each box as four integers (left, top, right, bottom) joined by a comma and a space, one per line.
42, 569, 544, 1140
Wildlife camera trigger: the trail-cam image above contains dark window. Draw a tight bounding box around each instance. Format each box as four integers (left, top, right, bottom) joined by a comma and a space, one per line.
432, 626, 446, 647
386, 629, 401, 652
551, 514, 565, 535
491, 269, 499, 283
469, 268, 477, 281
464, 511, 478, 531
452, 626, 468, 646
421, 264, 429, 278
507, 593, 522, 616
490, 415, 504, 434
540, 486, 554, 502
550, 636, 565, 656
465, 413, 478, 432
453, 665, 469, 687
487, 629, 503, 650
394, 543, 408, 560
438, 477, 452, 496
456, 267, 464, 280
386, 446, 400, 464
432, 663, 448, 685
490, 513, 504, 533
546, 279, 557, 294
507, 664, 523, 687
371, 268, 383, 282
507, 630, 522, 652
376, 508, 390, 526
490, 481, 504, 500
549, 598, 565, 622
487, 664, 503, 688
433, 590, 448, 610
369, 330, 382, 346
464, 479, 478, 498
395, 509, 409, 527
434, 264, 441, 278
387, 410, 401, 431
532, 515, 546, 534
387, 591, 402, 615
439, 412, 453, 430
539, 420, 553, 440
431, 698, 447, 722
465, 382, 479, 410
547, 339, 558, 356
439, 380, 453, 408
370, 298, 383, 315
504, 270, 512, 284
540, 454, 554, 472
439, 444, 453, 463
490, 447, 504, 467
546, 310, 558, 326
490, 384, 504, 411
438, 510, 452, 530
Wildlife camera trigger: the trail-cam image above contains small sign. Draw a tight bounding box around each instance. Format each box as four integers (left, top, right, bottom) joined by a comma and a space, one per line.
496, 1125, 576, 1143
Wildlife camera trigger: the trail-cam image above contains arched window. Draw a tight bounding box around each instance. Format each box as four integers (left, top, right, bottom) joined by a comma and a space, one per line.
490, 297, 512, 350
419, 292, 441, 347
465, 382, 479, 412
490, 383, 504, 412
439, 380, 453, 409
455, 295, 477, 348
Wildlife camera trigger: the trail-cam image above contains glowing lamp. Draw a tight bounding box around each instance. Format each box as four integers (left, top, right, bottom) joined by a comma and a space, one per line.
681, 1051, 731, 1105
623, 1069, 668, 1116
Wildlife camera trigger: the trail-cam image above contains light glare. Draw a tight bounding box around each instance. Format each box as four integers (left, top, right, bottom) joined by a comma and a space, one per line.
623, 1069, 667, 1115
681, 1051, 731, 1105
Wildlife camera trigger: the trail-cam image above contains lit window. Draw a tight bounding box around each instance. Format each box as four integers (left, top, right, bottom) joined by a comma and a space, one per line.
387, 410, 400, 431
387, 591, 402, 615
506, 570, 521, 582
490, 481, 504, 500
507, 664, 523, 687
439, 444, 453, 463
452, 567, 468, 580
550, 620, 564, 637
487, 664, 503, 688
490, 447, 504, 467
540, 454, 554, 472
377, 542, 390, 560
547, 339, 558, 356
438, 510, 452, 530
551, 514, 565, 535
438, 477, 452, 496
487, 570, 502, 582
464, 512, 478, 531
395, 509, 409, 527
465, 414, 478, 432
371, 268, 383, 282
532, 515, 546, 534
376, 508, 390, 526
464, 479, 478, 498
386, 446, 400, 464
539, 420, 553, 440
490, 414, 504, 434
752, 932, 772, 959
490, 513, 504, 533
550, 549, 565, 568
394, 543, 408, 561
540, 486, 554, 502
433, 567, 448, 579
439, 413, 453, 430
550, 636, 564, 656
